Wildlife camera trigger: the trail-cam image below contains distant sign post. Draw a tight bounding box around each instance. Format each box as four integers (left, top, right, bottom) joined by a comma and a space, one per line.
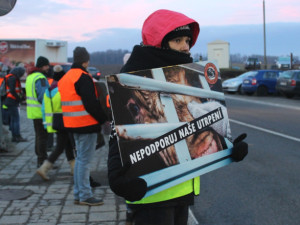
0, 0, 17, 16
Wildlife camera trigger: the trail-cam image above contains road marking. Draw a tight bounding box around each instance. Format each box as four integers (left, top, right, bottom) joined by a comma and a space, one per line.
225, 95, 300, 111
188, 208, 199, 225
230, 119, 300, 142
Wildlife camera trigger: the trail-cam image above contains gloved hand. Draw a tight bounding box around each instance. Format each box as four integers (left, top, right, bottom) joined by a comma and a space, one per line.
187, 101, 232, 140
109, 162, 147, 202
231, 133, 248, 162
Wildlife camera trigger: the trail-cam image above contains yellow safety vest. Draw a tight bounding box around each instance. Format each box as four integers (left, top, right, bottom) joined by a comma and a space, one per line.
128, 177, 200, 204
25, 72, 47, 119
43, 87, 62, 133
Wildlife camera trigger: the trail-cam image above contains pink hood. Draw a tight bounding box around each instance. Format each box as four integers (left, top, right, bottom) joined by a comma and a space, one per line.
142, 9, 200, 48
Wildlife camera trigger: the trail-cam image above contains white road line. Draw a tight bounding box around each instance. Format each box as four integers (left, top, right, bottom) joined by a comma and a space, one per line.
225, 95, 300, 111
230, 119, 300, 142
188, 208, 199, 225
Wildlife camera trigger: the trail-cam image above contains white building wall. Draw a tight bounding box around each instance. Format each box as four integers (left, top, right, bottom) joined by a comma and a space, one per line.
207, 40, 230, 69
35, 39, 68, 63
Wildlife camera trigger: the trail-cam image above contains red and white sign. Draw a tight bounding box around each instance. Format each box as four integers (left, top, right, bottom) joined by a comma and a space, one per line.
0, 41, 8, 54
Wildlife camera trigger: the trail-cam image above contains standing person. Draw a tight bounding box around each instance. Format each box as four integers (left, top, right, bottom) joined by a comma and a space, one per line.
45, 69, 55, 151
108, 9, 248, 225
58, 47, 107, 206
25, 56, 50, 167
3, 66, 27, 142
36, 65, 75, 180
0, 62, 9, 125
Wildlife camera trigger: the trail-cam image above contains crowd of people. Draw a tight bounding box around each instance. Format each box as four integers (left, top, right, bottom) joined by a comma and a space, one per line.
0, 9, 248, 225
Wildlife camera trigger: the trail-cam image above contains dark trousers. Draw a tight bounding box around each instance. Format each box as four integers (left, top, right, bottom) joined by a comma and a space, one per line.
7, 106, 20, 137
131, 204, 189, 225
33, 119, 48, 166
48, 131, 75, 163
1, 106, 10, 125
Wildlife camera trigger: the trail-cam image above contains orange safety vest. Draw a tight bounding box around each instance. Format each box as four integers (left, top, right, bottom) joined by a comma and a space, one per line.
58, 68, 99, 128
0, 77, 4, 86
47, 78, 54, 86
5, 73, 21, 100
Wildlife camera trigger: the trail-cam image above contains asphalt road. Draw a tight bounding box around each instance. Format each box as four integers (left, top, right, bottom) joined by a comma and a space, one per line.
191, 94, 300, 225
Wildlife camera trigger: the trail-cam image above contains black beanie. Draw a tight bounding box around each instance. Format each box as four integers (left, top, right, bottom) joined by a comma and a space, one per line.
161, 25, 193, 49
73, 47, 90, 64
36, 56, 50, 68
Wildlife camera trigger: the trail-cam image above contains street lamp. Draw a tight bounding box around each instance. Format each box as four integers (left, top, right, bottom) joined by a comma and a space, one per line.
263, 0, 267, 69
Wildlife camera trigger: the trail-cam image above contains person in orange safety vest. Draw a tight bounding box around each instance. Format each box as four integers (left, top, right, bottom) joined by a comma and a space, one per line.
58, 47, 108, 206
3, 66, 27, 142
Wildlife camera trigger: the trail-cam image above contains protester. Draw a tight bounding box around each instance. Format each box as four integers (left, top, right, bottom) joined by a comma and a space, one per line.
108, 9, 248, 225
37, 65, 104, 188
58, 47, 107, 206
45, 68, 55, 152
36, 65, 75, 180
3, 66, 27, 142
25, 56, 50, 167
0, 62, 10, 125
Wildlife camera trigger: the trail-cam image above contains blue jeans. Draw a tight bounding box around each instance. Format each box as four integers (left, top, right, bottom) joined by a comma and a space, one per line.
73, 132, 97, 201
7, 106, 20, 137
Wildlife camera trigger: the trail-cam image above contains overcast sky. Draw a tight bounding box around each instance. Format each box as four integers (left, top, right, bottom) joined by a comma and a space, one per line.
1, 0, 300, 43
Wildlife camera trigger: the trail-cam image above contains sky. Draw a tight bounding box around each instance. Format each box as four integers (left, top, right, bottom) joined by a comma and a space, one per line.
1, 0, 300, 56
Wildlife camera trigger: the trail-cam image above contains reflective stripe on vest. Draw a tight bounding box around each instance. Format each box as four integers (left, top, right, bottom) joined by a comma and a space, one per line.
127, 177, 200, 204
25, 72, 47, 119
58, 68, 99, 128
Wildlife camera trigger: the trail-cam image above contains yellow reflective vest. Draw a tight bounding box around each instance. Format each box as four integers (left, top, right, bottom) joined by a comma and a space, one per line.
42, 87, 62, 133
25, 72, 48, 119
127, 177, 200, 204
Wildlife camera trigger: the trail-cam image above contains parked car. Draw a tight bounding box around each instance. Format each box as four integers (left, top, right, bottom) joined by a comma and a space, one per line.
244, 57, 261, 70
276, 70, 300, 98
88, 66, 101, 80
241, 70, 281, 96
222, 71, 257, 94
275, 57, 292, 70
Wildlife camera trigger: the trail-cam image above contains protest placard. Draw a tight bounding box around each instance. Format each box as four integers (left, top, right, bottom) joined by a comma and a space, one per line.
106, 61, 234, 197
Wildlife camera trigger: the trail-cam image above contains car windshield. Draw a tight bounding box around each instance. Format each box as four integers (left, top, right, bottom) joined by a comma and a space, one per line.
277, 58, 290, 63
239, 71, 257, 78
279, 71, 293, 78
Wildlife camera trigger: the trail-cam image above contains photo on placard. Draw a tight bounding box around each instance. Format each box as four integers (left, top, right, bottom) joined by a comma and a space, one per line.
106, 61, 233, 196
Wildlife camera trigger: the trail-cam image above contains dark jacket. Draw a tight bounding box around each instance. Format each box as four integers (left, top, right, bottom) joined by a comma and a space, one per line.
64, 63, 107, 133
3, 67, 25, 106
108, 45, 194, 205
3, 75, 21, 106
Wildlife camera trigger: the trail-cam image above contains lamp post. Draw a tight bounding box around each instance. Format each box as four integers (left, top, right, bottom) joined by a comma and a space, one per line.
263, 0, 267, 69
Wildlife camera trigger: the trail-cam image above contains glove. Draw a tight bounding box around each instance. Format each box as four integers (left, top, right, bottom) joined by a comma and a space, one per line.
109, 162, 147, 202
231, 133, 248, 162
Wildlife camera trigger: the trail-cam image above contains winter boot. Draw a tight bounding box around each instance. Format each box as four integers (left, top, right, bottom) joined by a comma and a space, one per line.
16, 135, 27, 142
69, 159, 75, 175
36, 160, 53, 181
